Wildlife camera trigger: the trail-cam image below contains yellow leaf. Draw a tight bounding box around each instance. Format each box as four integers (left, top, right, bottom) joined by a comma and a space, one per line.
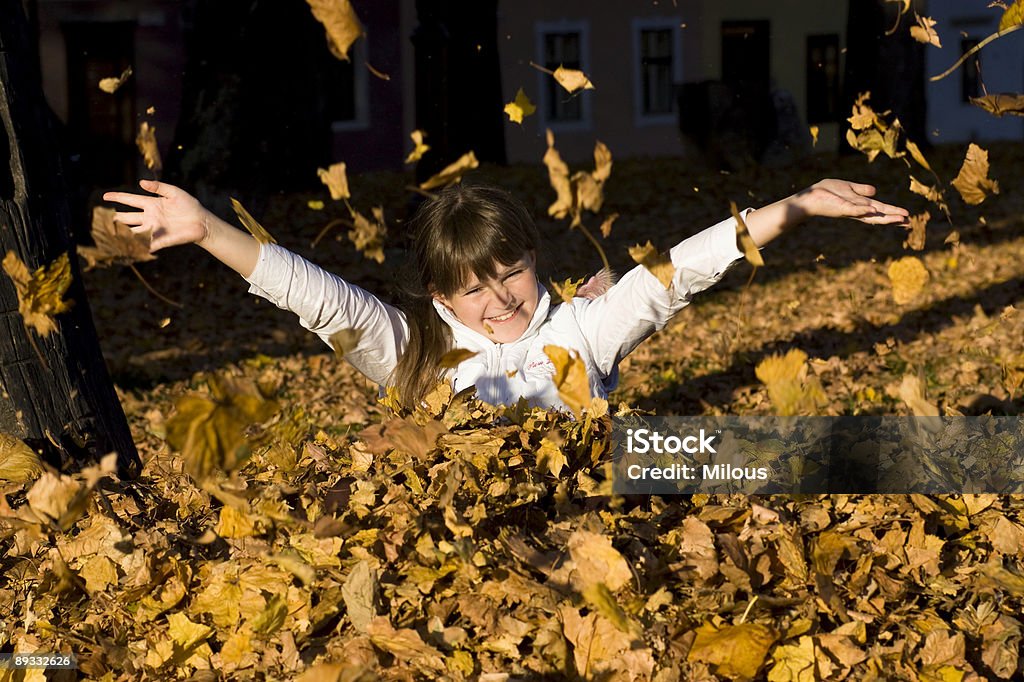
568, 529, 632, 591
767, 635, 817, 682
755, 349, 826, 416
970, 93, 1024, 117
628, 241, 674, 289
592, 140, 612, 183
1000, 0, 1024, 31
419, 151, 479, 190
307, 199, 325, 210
536, 436, 568, 477
809, 125, 819, 146
899, 375, 940, 417
317, 162, 351, 201
688, 622, 776, 680
306, 0, 364, 61
78, 206, 156, 269
216, 504, 257, 538
910, 15, 942, 48
905, 211, 930, 251
905, 139, 933, 172
249, 592, 288, 636
98, 67, 132, 94
347, 206, 387, 263
543, 129, 573, 219
439, 347, 478, 369
553, 65, 595, 93
888, 256, 930, 305
366, 617, 446, 673
731, 201, 764, 267
909, 175, 950, 215
230, 198, 276, 244
560, 605, 635, 680
136, 121, 162, 171
167, 611, 212, 650
582, 583, 642, 636
2, 251, 74, 337
951, 143, 999, 205
599, 212, 618, 237
544, 345, 592, 417
0, 433, 42, 483
329, 328, 364, 357
405, 129, 430, 164
504, 87, 536, 124
79, 555, 119, 593
549, 276, 583, 304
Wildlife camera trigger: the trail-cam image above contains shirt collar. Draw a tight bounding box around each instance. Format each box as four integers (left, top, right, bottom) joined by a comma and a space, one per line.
431, 281, 551, 350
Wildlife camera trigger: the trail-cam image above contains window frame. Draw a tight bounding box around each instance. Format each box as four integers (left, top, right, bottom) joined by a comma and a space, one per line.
534, 19, 592, 132
330, 38, 370, 132
632, 16, 683, 126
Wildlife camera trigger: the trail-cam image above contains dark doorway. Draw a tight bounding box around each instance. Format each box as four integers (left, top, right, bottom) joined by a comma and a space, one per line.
722, 20, 770, 88
62, 21, 136, 186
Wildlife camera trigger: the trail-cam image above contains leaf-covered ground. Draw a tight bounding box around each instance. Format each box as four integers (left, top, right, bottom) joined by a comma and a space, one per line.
2, 145, 1024, 680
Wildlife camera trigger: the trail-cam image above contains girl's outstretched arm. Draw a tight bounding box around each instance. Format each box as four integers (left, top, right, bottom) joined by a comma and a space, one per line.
744, 179, 910, 247
103, 180, 260, 278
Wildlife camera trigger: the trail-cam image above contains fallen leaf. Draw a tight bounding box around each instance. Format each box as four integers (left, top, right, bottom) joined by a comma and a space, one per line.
688, 622, 776, 680
768, 635, 817, 682
0, 433, 42, 483
318, 162, 351, 201
628, 241, 674, 289
568, 529, 632, 591
910, 15, 942, 47
888, 256, 930, 304
405, 129, 430, 164
98, 67, 132, 94
951, 143, 999, 205
136, 122, 162, 171
230, 198, 276, 244
552, 65, 595, 93
366, 617, 445, 673
2, 251, 74, 337
504, 87, 536, 124
78, 206, 157, 269
306, 0, 364, 61
419, 151, 479, 190
343, 560, 379, 633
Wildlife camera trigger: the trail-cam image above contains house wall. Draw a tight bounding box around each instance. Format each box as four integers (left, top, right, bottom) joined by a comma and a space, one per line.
925, 0, 1024, 142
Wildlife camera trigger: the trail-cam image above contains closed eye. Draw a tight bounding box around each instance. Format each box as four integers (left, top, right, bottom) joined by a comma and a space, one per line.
503, 269, 524, 280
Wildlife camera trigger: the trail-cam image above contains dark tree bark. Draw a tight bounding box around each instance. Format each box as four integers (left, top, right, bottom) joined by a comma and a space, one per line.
412, 0, 506, 183
843, 0, 928, 149
0, 4, 140, 477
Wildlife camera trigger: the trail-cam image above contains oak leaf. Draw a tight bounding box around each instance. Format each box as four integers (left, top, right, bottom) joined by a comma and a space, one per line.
888, 256, 929, 304
306, 0, 364, 61
629, 241, 674, 289
951, 143, 999, 205
419, 151, 478, 190
504, 87, 536, 124
78, 206, 156, 269
317, 162, 351, 201
2, 251, 73, 337
136, 121, 162, 171
230, 198, 276, 244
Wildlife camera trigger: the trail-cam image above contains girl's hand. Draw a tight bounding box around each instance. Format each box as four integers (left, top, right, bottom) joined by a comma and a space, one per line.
794, 179, 910, 226
102, 180, 211, 252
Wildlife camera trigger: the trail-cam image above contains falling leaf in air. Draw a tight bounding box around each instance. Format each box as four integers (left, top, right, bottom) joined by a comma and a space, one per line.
308, 200, 325, 210
899, 374, 940, 416
419, 151, 479, 190
439, 348, 478, 369
230, 198, 277, 244
504, 87, 536, 124
317, 162, 351, 201
731, 201, 764, 267
544, 345, 591, 417
2, 251, 73, 337
1000, 0, 1024, 31
405, 130, 430, 164
951, 143, 1000, 205
348, 206, 387, 263
98, 67, 132, 94
306, 0, 364, 61
971, 93, 1024, 116
136, 122, 162, 171
888, 256, 930, 304
0, 433, 43, 483
552, 65, 595, 93
755, 348, 826, 416
909, 175, 950, 218
550, 276, 584, 304
845, 92, 903, 162
910, 15, 942, 47
165, 374, 280, 481
329, 328, 364, 357
599, 213, 618, 237
904, 211, 930, 251
629, 241, 674, 289
543, 130, 573, 219
809, 125, 819, 146
905, 139, 933, 172
77, 206, 156, 270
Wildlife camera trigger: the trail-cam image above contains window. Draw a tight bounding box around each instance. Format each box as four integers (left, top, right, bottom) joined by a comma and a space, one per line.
535, 20, 590, 129
961, 38, 982, 102
327, 39, 369, 130
806, 34, 840, 123
633, 18, 682, 124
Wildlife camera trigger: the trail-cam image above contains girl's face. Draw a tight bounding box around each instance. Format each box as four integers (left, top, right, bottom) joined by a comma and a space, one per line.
434, 252, 539, 343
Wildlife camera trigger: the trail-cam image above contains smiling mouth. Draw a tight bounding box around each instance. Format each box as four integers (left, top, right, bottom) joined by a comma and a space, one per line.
487, 304, 521, 323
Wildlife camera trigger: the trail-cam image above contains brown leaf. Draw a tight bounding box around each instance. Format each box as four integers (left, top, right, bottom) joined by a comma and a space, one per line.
899, 374, 939, 417
910, 15, 942, 47
905, 139, 933, 172
552, 65, 595, 93
544, 344, 592, 417
0, 433, 42, 483
136, 122, 162, 171
951, 143, 1000, 205
971, 93, 1024, 117
567, 529, 632, 592
366, 617, 445, 673
904, 211, 930, 251
560, 606, 636, 680
543, 130, 573, 219
599, 212, 618, 238
2, 251, 74, 337
230, 198, 276, 244
98, 67, 132, 94
731, 201, 764, 267
628, 241, 674, 289
419, 151, 479, 190
888, 256, 930, 305
439, 348, 478, 369
78, 206, 156, 270
347, 206, 387, 263
687, 622, 776, 679
306, 0, 364, 61
329, 328, 364, 357
342, 560, 379, 633
317, 162, 351, 201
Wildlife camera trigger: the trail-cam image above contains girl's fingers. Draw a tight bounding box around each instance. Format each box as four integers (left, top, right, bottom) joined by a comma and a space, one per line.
139, 179, 175, 198
850, 182, 876, 196
115, 212, 146, 226
103, 191, 154, 210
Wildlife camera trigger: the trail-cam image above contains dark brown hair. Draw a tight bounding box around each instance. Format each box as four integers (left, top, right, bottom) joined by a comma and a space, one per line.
391, 184, 540, 406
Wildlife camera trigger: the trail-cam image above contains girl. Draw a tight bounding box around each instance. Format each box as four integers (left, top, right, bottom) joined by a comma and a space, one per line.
103, 179, 908, 410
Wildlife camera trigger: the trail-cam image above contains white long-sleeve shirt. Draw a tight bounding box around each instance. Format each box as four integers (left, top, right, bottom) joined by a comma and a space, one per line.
244, 214, 745, 410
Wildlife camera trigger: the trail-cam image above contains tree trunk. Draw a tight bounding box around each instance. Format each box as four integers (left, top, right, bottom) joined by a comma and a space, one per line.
0, 4, 140, 477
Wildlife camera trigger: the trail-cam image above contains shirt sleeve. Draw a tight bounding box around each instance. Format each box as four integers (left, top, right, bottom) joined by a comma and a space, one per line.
573, 212, 748, 378
244, 243, 409, 385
